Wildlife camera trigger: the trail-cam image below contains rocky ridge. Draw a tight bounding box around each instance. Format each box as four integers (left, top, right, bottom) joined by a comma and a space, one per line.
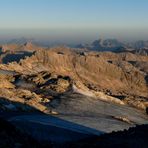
0, 46, 148, 114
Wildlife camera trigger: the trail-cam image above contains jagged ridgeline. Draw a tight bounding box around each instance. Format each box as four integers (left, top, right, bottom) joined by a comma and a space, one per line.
0, 45, 148, 110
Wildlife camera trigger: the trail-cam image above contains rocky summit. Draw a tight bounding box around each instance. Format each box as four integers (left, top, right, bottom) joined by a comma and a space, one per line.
0, 43, 148, 147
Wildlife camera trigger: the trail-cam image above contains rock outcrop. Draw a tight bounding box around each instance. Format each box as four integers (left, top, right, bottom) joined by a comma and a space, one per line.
0, 46, 148, 113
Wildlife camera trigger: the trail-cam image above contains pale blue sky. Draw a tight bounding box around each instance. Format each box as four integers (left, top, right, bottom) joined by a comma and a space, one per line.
0, 0, 148, 43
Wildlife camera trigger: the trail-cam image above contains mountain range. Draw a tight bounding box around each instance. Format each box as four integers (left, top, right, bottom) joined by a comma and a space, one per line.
0, 40, 148, 147
1, 37, 148, 52
76, 38, 148, 54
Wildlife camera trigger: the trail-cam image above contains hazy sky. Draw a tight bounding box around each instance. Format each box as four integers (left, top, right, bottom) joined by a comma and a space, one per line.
0, 0, 148, 43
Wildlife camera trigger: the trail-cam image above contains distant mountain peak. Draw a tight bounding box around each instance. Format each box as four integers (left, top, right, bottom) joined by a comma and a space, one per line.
78, 38, 124, 52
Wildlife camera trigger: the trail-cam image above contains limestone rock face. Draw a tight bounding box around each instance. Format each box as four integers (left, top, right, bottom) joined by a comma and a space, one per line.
0, 88, 47, 112
16, 48, 148, 96
0, 42, 44, 64
0, 46, 148, 113
0, 73, 15, 89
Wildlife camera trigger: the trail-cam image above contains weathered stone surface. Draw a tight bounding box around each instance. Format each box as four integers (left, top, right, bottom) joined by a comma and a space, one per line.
0, 46, 148, 113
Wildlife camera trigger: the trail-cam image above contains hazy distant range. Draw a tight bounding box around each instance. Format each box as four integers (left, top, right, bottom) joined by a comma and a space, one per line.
0, 28, 148, 46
